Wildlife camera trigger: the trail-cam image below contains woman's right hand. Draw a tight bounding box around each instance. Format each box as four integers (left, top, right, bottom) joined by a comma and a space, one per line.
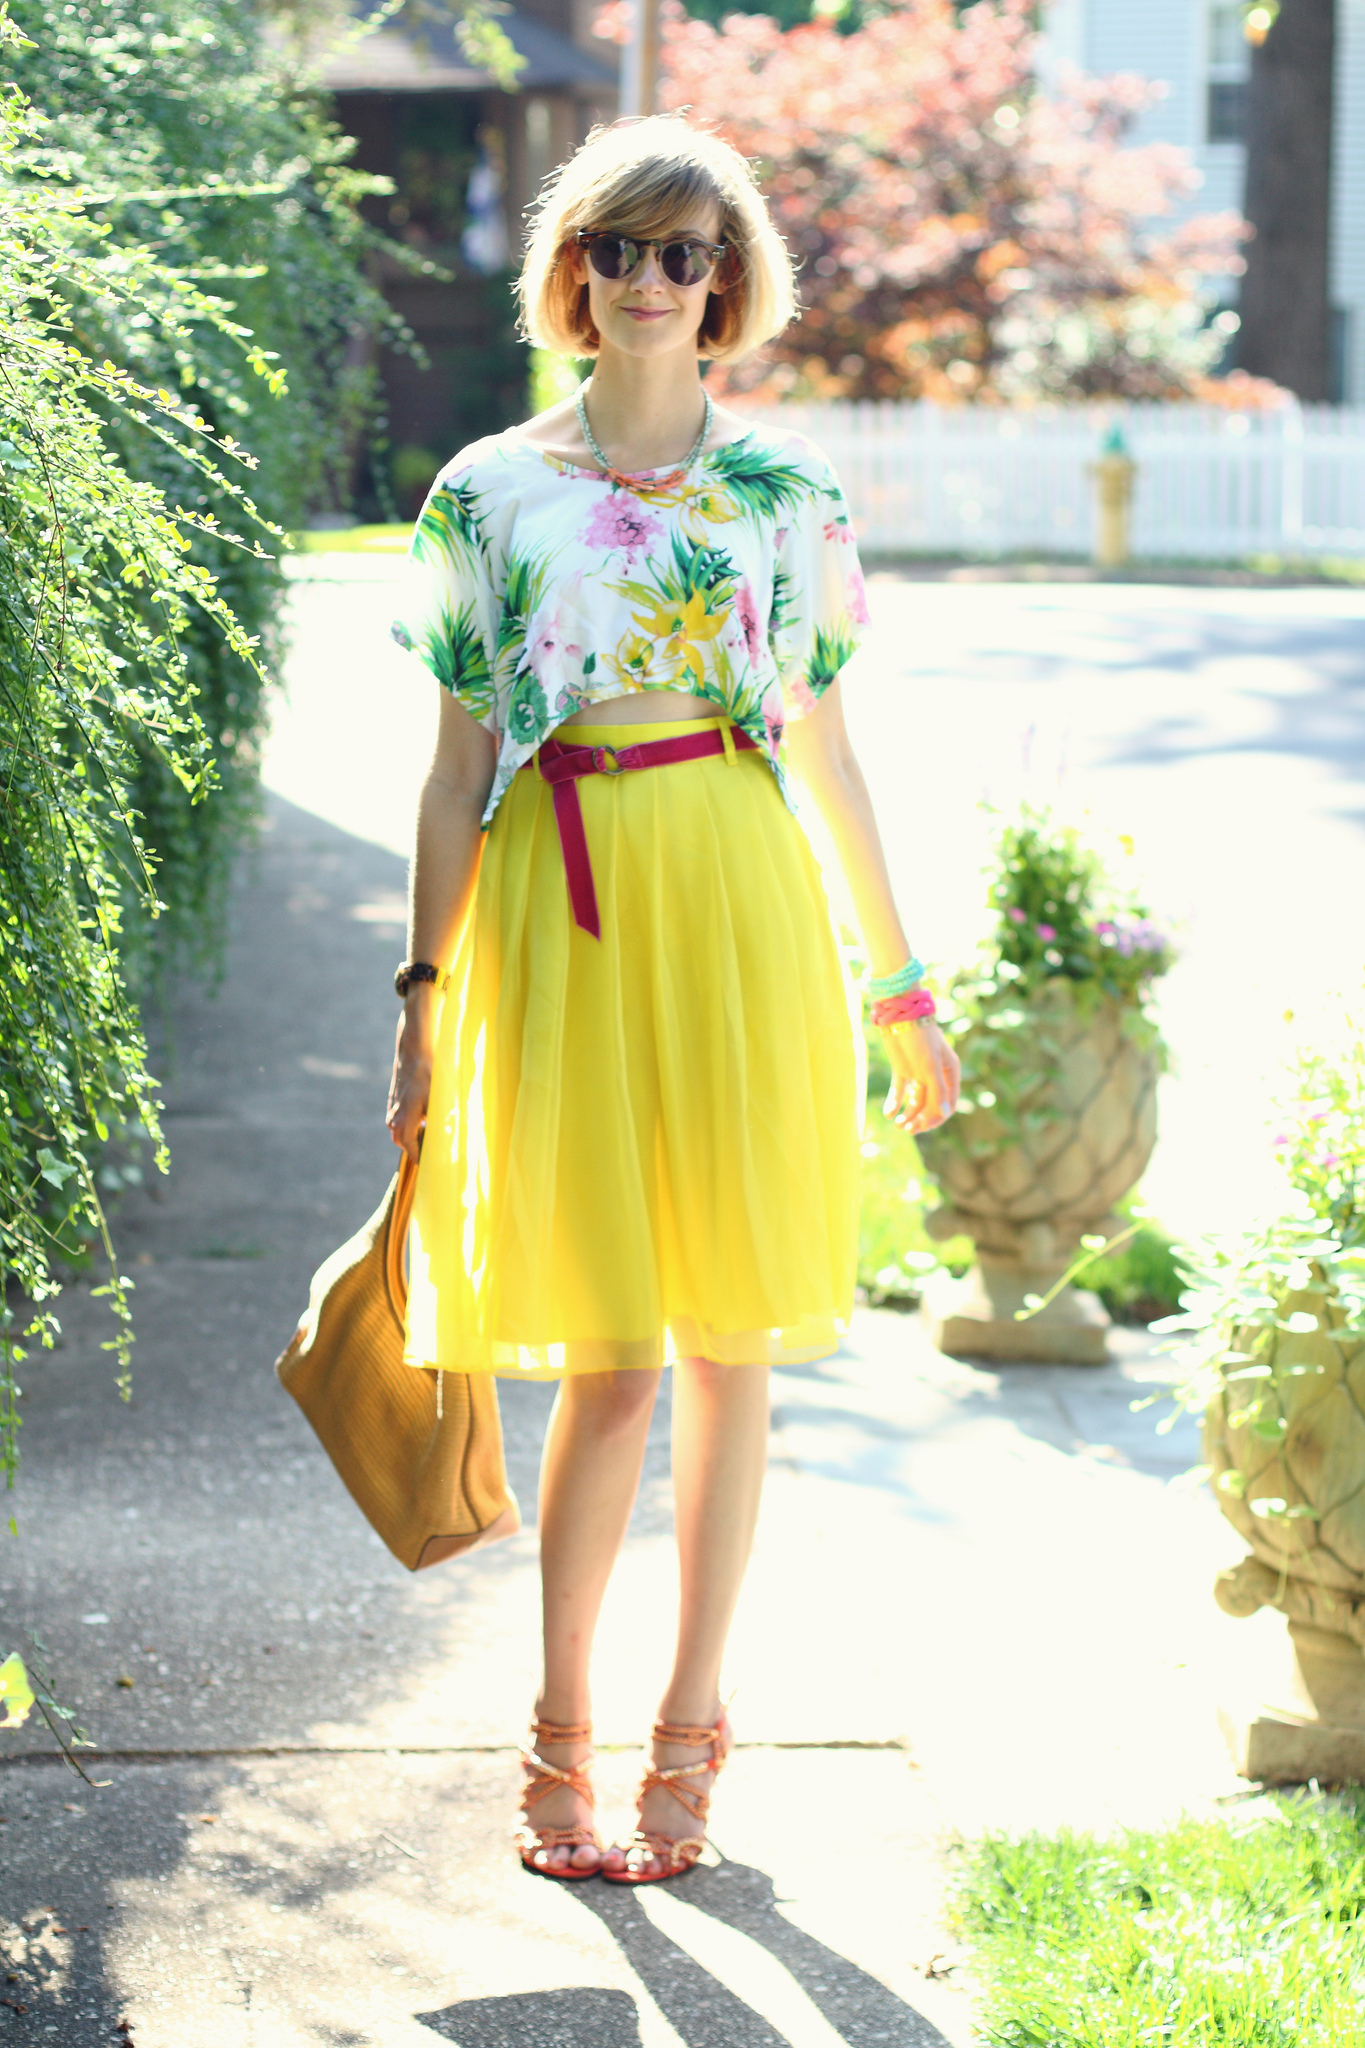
386, 998, 434, 1163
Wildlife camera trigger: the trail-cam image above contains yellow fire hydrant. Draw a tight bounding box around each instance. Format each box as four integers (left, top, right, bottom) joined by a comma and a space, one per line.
1091, 422, 1136, 568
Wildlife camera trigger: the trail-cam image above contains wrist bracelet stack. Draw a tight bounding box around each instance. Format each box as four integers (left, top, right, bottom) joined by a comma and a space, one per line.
395, 960, 441, 999
867, 956, 925, 1000
866, 955, 936, 1026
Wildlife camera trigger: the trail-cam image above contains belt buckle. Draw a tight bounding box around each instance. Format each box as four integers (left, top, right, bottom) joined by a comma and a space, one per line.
593, 744, 623, 776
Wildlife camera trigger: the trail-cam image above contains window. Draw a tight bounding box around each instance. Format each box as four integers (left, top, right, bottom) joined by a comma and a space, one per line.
1206, 4, 1249, 144
1207, 78, 1249, 141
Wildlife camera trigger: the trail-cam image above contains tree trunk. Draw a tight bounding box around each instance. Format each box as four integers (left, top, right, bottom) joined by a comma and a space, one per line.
1238, 0, 1335, 400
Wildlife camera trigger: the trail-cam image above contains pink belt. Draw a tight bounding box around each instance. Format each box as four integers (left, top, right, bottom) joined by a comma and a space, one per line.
523, 724, 759, 938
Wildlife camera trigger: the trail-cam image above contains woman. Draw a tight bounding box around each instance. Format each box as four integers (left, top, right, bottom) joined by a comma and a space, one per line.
387, 116, 959, 1884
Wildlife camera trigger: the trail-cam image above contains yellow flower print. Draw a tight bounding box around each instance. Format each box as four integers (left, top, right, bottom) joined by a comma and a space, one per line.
632, 588, 727, 687
626, 475, 739, 541
598, 631, 659, 691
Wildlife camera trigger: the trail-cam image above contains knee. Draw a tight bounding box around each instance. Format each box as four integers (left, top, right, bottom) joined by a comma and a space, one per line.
677, 1356, 768, 1405
564, 1368, 660, 1440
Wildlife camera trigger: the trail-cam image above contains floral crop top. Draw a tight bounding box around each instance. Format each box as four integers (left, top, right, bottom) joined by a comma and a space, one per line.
391, 421, 870, 826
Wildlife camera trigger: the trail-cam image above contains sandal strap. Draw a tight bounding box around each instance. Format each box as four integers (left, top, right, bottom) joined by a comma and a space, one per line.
652, 1718, 725, 1748
622, 1827, 706, 1872
521, 1749, 596, 1812
515, 1820, 601, 1852
531, 1718, 592, 1743
637, 1761, 712, 1827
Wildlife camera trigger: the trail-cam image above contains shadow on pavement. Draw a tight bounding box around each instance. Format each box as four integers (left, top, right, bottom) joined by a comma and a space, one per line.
419, 1985, 644, 2045
425, 1855, 953, 2048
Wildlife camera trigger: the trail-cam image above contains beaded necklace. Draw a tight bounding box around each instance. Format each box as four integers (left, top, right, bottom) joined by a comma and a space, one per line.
574, 383, 713, 493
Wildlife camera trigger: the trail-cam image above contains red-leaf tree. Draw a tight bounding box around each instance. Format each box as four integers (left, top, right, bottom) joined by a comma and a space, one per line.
603, 0, 1260, 403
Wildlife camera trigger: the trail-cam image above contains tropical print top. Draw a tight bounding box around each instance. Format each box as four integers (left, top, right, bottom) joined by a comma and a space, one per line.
391, 421, 870, 826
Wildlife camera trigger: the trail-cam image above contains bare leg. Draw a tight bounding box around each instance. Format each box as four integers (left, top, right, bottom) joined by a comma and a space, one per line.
602, 1357, 770, 1874
529, 1365, 662, 1872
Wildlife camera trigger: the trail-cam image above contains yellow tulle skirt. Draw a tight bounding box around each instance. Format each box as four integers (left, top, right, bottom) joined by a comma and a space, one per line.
404, 717, 861, 1379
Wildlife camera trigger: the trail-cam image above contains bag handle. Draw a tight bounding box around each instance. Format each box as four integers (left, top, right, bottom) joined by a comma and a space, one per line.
384, 1150, 419, 1323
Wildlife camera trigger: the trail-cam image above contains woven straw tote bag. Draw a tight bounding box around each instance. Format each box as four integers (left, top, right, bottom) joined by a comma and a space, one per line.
276, 1153, 520, 1570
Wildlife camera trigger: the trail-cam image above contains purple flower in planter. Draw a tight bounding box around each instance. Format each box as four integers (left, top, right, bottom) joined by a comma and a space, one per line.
1007, 906, 1028, 924
1036, 923, 1057, 942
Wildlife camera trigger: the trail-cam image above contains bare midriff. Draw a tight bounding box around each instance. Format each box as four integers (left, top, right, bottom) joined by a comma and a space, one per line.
565, 690, 718, 727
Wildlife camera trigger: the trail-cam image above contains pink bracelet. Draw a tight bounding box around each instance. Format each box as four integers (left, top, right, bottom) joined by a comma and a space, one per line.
871, 988, 936, 1026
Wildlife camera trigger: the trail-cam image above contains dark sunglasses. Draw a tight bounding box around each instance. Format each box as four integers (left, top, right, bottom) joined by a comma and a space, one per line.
576, 230, 727, 288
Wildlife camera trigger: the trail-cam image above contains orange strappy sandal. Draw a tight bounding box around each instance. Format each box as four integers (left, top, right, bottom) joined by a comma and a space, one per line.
514, 1717, 603, 1881
601, 1709, 732, 1885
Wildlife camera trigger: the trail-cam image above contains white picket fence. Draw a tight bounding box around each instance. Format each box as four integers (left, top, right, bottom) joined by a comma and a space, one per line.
766, 401, 1365, 561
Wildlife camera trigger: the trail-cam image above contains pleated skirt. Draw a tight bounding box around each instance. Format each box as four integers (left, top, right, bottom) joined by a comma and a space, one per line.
403, 716, 861, 1379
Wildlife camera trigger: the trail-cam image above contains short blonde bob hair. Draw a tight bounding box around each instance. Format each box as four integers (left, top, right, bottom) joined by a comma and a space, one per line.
519, 115, 796, 364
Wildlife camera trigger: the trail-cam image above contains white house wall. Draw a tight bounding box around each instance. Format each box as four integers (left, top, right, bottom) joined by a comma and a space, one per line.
1036, 0, 1363, 398
1334, 0, 1365, 403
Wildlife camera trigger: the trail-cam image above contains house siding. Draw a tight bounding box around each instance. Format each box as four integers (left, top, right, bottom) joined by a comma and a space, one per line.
1037, 0, 1364, 398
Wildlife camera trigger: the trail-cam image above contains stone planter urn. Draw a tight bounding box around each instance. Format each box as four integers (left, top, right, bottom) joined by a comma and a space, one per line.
1206, 1276, 1365, 1784
918, 982, 1158, 1364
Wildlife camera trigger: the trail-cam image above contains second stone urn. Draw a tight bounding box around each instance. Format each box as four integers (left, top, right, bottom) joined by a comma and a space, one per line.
1207, 1276, 1365, 1783
918, 981, 1159, 1363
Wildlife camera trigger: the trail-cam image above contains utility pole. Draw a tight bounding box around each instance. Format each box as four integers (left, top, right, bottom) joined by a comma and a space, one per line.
1238, 0, 1336, 400
620, 0, 660, 118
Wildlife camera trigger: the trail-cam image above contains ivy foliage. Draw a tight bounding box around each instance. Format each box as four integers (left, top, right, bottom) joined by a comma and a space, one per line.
0, 1, 406, 1499
1159, 991, 1365, 1455
6, 0, 421, 966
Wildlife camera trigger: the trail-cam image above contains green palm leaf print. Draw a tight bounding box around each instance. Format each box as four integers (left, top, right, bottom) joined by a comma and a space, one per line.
414, 476, 487, 569
707, 441, 811, 523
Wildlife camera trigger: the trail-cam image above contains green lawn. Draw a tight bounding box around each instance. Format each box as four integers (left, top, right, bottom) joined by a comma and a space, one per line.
950, 1794, 1365, 2047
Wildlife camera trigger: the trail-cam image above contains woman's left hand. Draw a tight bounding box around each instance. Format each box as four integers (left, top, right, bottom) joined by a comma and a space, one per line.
881, 1019, 960, 1135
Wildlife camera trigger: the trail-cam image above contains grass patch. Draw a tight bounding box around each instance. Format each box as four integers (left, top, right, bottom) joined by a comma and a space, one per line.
289, 524, 409, 554
950, 1792, 1365, 2047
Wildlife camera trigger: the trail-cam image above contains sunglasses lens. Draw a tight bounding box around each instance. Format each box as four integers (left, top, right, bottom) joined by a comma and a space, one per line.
584, 235, 718, 285
661, 242, 714, 286
587, 235, 638, 279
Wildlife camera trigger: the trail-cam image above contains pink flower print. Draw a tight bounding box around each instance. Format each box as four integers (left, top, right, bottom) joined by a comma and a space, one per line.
734, 580, 763, 665
762, 688, 785, 754
525, 575, 593, 702
582, 494, 664, 563
1036, 923, 1057, 941
846, 564, 872, 628
786, 675, 819, 716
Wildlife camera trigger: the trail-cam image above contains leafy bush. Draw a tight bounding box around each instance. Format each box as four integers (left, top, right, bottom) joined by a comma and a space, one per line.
1161, 988, 1365, 1443
647, 0, 1250, 404
0, 2, 399, 1498
8, 0, 408, 963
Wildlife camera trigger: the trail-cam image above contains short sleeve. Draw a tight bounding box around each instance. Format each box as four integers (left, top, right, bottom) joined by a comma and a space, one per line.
769, 458, 871, 719
390, 466, 497, 728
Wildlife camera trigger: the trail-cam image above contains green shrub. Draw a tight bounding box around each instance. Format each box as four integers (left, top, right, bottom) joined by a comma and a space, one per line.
7, 0, 411, 964
0, 2, 403, 1497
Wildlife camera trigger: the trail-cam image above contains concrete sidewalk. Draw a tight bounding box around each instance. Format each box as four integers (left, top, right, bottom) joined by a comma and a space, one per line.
0, 793, 1271, 2048
7, 559, 1350, 2045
